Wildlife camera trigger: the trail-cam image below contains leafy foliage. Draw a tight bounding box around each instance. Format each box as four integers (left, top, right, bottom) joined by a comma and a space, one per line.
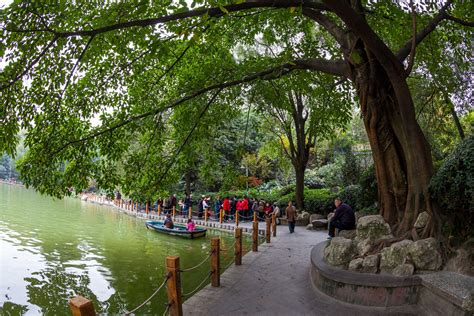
277, 188, 335, 214
430, 135, 474, 243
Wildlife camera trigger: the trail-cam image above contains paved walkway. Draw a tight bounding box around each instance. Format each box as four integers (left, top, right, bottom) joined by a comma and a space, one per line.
183, 225, 326, 315
182, 225, 421, 316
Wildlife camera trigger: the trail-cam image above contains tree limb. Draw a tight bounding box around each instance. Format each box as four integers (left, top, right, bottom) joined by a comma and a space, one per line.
0, 34, 59, 91
404, 0, 417, 77
60, 35, 95, 99
302, 8, 349, 52
53, 58, 340, 154
396, 0, 452, 61
323, 1, 405, 77
52, 0, 329, 38
445, 14, 474, 27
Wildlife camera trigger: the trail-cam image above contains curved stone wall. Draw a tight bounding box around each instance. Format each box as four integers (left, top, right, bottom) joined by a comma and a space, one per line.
310, 242, 421, 307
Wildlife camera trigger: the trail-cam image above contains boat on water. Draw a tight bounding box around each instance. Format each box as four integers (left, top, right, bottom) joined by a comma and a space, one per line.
145, 221, 207, 239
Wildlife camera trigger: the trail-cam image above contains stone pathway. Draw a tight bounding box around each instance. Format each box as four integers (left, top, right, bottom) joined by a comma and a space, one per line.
183, 225, 422, 316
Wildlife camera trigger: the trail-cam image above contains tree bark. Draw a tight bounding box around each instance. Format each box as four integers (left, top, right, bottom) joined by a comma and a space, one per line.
354, 53, 438, 237
294, 161, 306, 211
313, 0, 441, 239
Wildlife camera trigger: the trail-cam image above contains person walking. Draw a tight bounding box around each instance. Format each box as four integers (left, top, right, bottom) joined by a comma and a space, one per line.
285, 201, 297, 233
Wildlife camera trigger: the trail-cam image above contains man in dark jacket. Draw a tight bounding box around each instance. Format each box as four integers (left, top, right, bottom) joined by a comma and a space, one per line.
328, 198, 356, 238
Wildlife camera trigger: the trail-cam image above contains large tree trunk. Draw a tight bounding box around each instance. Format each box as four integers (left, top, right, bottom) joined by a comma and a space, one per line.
294, 162, 305, 211
355, 55, 438, 238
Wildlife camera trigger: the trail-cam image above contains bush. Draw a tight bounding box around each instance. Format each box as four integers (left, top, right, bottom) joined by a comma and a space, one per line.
279, 184, 296, 196
303, 188, 336, 214
304, 169, 325, 189
338, 184, 362, 210
342, 150, 361, 185
276, 188, 335, 214
314, 155, 345, 188
257, 180, 282, 192
430, 135, 474, 244
358, 165, 378, 208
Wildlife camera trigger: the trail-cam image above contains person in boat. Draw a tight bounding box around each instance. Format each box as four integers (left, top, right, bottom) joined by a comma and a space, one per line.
187, 218, 196, 232
164, 214, 174, 229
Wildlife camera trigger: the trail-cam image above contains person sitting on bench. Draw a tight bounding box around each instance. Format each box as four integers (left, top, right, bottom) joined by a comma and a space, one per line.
328, 197, 355, 238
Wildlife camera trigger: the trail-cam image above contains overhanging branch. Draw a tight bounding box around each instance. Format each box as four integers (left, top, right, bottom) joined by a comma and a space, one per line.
0, 34, 59, 91
53, 57, 343, 154
51, 1, 329, 38
396, 0, 452, 61
445, 14, 474, 27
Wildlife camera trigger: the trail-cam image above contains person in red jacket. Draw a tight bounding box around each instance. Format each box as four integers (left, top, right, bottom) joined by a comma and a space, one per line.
264, 202, 273, 217
223, 197, 230, 221
236, 198, 244, 221
242, 197, 249, 220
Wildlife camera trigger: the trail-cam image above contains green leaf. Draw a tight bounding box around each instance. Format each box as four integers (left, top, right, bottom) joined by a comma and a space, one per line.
218, 5, 229, 14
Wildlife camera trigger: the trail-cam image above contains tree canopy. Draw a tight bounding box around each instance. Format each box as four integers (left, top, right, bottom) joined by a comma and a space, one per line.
1, 0, 472, 237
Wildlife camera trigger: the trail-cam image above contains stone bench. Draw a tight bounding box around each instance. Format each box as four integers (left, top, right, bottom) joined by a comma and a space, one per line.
418, 271, 473, 315
310, 241, 474, 315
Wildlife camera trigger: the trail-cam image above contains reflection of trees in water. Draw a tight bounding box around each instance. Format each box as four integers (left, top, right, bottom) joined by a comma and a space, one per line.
25, 267, 98, 315
0, 301, 29, 315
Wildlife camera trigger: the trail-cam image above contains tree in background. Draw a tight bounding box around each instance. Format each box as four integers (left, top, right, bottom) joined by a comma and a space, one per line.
254, 73, 351, 210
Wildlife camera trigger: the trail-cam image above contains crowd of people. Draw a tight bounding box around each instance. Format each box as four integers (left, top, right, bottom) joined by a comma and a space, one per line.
117, 191, 356, 236
153, 194, 282, 222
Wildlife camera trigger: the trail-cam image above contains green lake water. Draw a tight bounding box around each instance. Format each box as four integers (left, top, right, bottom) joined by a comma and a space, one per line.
0, 184, 247, 315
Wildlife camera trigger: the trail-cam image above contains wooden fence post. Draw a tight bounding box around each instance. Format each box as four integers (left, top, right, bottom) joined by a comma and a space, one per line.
69, 296, 96, 316
173, 206, 176, 218
158, 204, 161, 216
235, 211, 239, 226
166, 256, 183, 316
252, 221, 258, 252
235, 228, 242, 265
253, 211, 257, 222
204, 208, 208, 222
265, 217, 271, 243
219, 209, 223, 224
272, 213, 277, 237
211, 237, 220, 287
188, 207, 192, 219
146, 202, 149, 215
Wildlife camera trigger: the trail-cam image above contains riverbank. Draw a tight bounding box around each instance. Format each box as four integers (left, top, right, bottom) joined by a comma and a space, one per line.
79, 193, 269, 236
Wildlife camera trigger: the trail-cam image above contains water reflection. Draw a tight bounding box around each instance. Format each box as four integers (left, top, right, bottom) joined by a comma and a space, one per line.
0, 185, 248, 314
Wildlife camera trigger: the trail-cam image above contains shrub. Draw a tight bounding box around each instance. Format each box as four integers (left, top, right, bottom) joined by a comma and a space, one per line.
257, 180, 282, 192
430, 135, 474, 244
303, 188, 336, 214
314, 155, 345, 188
276, 188, 335, 214
342, 150, 361, 185
304, 168, 325, 189
338, 184, 362, 209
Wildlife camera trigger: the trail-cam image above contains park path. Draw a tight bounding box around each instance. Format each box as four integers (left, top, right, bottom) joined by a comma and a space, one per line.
183, 225, 326, 315
182, 224, 421, 316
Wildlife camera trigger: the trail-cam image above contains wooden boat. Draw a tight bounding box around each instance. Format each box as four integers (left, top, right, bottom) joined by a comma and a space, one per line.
145, 221, 207, 239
